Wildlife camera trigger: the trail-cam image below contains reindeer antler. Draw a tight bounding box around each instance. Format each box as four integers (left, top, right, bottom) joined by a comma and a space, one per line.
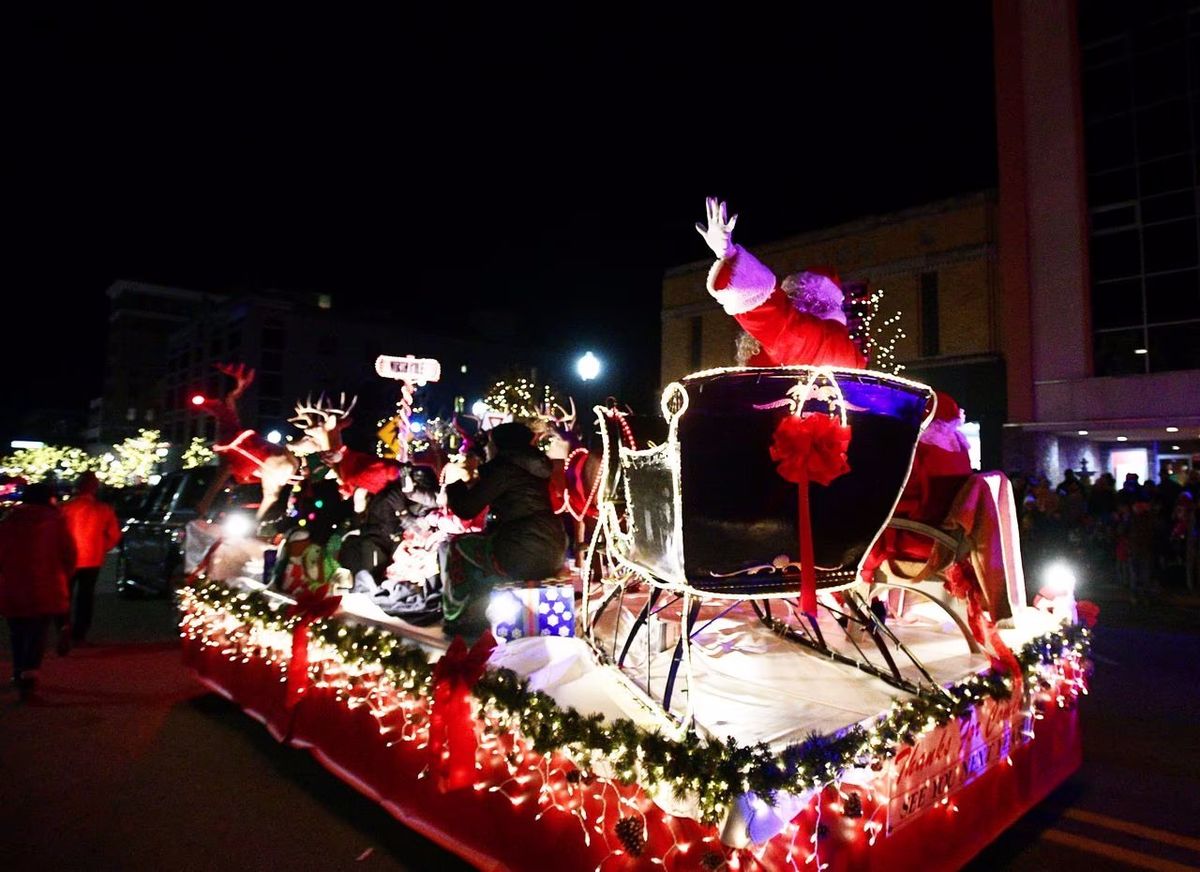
214, 362, 256, 403
547, 397, 577, 430
290, 392, 358, 431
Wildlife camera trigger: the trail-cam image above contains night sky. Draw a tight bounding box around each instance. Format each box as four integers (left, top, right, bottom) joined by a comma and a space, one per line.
10, 5, 996, 439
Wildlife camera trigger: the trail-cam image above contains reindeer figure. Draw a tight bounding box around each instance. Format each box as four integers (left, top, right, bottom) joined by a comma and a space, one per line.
197, 362, 301, 520
290, 393, 401, 497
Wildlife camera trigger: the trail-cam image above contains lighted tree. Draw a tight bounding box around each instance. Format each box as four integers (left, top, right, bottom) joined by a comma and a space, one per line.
182, 436, 216, 469
482, 374, 560, 419
95, 429, 169, 486
847, 289, 907, 375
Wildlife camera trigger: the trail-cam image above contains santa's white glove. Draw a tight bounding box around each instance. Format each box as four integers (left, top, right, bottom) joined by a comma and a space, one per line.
695, 196, 738, 260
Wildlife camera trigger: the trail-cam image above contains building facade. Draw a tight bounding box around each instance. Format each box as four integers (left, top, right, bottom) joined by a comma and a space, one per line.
94, 285, 567, 454
87, 281, 225, 447
994, 0, 1200, 485
661, 194, 1008, 469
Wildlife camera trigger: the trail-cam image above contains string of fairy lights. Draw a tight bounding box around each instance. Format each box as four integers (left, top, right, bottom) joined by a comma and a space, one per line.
847, 289, 907, 375
179, 580, 1092, 869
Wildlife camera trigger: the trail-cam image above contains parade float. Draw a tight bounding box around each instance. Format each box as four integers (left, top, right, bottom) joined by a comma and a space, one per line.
177, 201, 1094, 872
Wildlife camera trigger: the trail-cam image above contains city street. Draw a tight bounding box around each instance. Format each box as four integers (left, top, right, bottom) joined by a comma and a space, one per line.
2, 561, 1197, 871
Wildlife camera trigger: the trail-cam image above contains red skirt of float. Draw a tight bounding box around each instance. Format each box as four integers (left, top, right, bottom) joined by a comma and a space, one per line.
181, 629, 1082, 872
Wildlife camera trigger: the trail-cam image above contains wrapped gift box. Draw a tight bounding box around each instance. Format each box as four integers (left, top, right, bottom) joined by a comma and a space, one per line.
488, 581, 576, 641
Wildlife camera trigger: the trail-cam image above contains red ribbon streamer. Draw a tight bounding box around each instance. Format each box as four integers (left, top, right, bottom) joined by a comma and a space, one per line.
945, 561, 1022, 691
769, 413, 852, 616
429, 631, 497, 792
285, 585, 342, 709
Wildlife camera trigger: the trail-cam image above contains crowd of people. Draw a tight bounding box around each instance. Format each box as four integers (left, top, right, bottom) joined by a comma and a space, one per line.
1013, 466, 1200, 603
0, 473, 120, 702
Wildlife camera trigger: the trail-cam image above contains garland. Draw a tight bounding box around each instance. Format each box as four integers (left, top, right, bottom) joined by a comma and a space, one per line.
181, 581, 1090, 823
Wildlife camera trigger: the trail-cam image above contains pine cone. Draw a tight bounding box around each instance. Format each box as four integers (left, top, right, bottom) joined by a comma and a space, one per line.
614, 816, 645, 857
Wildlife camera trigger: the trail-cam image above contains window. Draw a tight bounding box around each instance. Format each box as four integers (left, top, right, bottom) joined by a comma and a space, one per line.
1081, 4, 1200, 376
920, 272, 939, 357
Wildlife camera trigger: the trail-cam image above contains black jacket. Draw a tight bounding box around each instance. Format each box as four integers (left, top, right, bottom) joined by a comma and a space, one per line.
446, 447, 566, 579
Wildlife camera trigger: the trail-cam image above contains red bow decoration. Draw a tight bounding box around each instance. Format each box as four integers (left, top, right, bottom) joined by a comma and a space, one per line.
429, 631, 497, 792
1075, 599, 1099, 628
285, 585, 342, 709
769, 413, 852, 614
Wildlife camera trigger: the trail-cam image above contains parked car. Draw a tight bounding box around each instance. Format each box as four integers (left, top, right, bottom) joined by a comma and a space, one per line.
116, 467, 261, 596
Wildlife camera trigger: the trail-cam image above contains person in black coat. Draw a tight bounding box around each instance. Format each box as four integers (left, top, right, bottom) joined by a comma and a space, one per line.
440, 422, 567, 625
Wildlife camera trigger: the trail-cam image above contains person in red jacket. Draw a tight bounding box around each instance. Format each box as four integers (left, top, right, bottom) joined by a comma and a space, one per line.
60, 472, 122, 645
695, 197, 865, 370
0, 482, 76, 701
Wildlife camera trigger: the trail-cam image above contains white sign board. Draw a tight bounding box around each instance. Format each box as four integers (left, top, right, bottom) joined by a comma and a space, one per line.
374, 355, 442, 385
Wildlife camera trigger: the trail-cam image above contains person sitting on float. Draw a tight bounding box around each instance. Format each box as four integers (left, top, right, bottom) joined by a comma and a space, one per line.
439, 421, 567, 629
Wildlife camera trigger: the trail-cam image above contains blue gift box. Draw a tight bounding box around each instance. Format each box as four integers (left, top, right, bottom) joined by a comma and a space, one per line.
488, 582, 576, 641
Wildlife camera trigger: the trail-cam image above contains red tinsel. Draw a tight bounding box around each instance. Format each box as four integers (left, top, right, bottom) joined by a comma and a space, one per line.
285, 585, 342, 709
429, 631, 497, 792
945, 561, 1022, 690
769, 413, 852, 486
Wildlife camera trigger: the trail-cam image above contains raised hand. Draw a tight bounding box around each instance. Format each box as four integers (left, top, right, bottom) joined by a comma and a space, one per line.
694, 196, 738, 260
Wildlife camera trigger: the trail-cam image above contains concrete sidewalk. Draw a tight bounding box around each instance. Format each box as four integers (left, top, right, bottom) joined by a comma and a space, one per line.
0, 564, 471, 871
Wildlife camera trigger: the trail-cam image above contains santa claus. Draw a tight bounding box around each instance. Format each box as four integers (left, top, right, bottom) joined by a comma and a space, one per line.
695, 197, 865, 370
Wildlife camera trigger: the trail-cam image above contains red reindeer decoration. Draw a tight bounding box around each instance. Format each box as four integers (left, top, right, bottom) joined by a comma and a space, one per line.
197, 363, 301, 520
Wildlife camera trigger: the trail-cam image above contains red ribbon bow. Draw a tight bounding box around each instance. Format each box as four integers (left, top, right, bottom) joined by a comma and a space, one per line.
429, 631, 497, 792
769, 413, 852, 614
285, 585, 342, 709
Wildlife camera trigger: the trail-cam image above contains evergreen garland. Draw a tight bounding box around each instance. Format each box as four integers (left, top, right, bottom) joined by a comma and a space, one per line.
182, 582, 1091, 823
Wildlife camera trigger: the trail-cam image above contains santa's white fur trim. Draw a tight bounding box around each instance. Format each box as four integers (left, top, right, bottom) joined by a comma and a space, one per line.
781, 271, 847, 325
920, 419, 970, 453
707, 244, 777, 315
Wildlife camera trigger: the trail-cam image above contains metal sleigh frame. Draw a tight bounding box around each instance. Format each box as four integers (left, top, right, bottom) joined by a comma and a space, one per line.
579, 367, 980, 737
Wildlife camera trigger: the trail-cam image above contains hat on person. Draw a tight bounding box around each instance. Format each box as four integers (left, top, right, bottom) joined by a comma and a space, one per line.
490, 421, 535, 454
932, 391, 962, 423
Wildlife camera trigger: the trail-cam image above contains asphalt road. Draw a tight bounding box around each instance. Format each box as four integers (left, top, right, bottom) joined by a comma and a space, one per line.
1, 559, 1197, 871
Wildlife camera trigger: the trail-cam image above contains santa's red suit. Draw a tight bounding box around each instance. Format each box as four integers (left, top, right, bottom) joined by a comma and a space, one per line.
885, 391, 974, 561
708, 245, 865, 369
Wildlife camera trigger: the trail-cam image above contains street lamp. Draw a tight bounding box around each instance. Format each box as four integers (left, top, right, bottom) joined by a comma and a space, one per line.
266, 430, 283, 444
576, 351, 602, 381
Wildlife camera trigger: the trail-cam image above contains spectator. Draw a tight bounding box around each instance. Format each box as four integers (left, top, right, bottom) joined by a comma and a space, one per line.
0, 482, 76, 701
60, 472, 121, 647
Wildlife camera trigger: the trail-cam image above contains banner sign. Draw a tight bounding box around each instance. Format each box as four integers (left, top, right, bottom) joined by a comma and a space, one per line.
886, 692, 1032, 834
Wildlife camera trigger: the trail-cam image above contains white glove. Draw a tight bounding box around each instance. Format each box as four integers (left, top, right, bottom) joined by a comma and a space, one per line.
694, 196, 738, 260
